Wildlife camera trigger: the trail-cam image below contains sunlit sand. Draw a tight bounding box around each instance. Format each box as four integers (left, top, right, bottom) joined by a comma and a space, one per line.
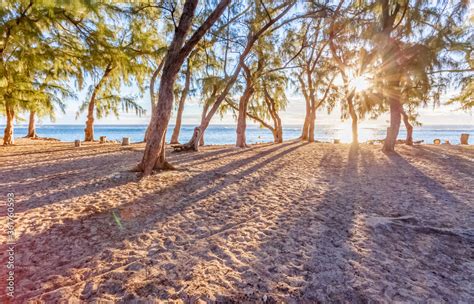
1, 139, 472, 302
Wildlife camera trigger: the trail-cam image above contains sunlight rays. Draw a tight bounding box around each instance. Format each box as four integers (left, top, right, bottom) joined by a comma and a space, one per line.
350, 75, 371, 93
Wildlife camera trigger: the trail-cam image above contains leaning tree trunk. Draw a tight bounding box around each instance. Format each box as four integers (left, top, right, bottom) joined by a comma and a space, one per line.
236, 84, 254, 148
301, 100, 311, 141
140, 0, 230, 175
182, 3, 291, 151
264, 87, 283, 144
271, 109, 283, 144
199, 103, 209, 146
401, 108, 413, 145
170, 63, 191, 144
3, 104, 14, 145
145, 59, 165, 142
84, 65, 113, 142
26, 110, 37, 138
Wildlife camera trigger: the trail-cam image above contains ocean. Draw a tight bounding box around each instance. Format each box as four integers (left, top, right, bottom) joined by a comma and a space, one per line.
3, 124, 474, 145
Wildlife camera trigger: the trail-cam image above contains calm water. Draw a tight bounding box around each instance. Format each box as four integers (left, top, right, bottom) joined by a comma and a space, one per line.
5, 124, 474, 145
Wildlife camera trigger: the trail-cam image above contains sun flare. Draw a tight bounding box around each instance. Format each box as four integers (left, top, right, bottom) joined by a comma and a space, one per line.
350, 75, 371, 92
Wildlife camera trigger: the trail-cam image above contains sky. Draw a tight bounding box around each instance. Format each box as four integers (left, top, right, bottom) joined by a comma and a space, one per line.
5, 88, 472, 128
1, 2, 473, 128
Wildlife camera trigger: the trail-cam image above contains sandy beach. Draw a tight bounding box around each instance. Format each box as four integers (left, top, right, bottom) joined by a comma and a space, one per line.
0, 139, 473, 302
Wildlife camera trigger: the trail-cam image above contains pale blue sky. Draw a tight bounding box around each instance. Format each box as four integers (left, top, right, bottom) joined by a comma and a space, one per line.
6, 91, 472, 127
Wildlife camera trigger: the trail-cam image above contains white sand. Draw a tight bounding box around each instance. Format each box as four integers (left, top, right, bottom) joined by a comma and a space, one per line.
0, 139, 473, 302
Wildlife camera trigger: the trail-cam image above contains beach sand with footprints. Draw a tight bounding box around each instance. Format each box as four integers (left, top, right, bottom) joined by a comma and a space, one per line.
1, 139, 473, 302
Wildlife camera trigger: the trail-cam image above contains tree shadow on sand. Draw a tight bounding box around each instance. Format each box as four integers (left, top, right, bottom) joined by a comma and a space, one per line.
3, 141, 306, 302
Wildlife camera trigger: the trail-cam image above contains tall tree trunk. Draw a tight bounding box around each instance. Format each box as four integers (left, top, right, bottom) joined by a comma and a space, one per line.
236, 83, 254, 148
308, 106, 316, 143
301, 100, 311, 141
347, 93, 358, 145
170, 63, 192, 144
380, 0, 403, 152
297, 74, 310, 141
263, 86, 283, 144
383, 94, 402, 152
145, 59, 165, 142
401, 108, 413, 145
84, 64, 113, 142
199, 102, 209, 146
140, 0, 230, 176
84, 101, 95, 142
184, 4, 293, 150
26, 110, 37, 138
275, 115, 283, 143
3, 104, 14, 145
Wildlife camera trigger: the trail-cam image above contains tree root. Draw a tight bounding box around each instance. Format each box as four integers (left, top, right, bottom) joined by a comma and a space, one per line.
367, 215, 474, 240
154, 160, 176, 171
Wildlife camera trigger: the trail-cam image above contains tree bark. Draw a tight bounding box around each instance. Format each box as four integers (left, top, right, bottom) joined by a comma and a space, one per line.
199, 102, 209, 146
383, 94, 402, 152
139, 0, 230, 176
307, 69, 317, 143
380, 0, 404, 152
301, 100, 310, 141
401, 108, 413, 145
145, 59, 165, 142
26, 110, 37, 138
236, 79, 254, 148
347, 93, 359, 145
184, 3, 294, 149
308, 107, 316, 143
3, 104, 14, 145
84, 64, 113, 142
263, 86, 283, 144
170, 62, 192, 144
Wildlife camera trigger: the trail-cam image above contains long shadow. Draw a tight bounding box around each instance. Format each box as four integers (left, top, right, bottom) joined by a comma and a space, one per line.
384, 151, 466, 209
4, 141, 305, 301
1, 151, 142, 214
411, 145, 474, 178
358, 149, 474, 301
2, 144, 259, 213
220, 144, 365, 302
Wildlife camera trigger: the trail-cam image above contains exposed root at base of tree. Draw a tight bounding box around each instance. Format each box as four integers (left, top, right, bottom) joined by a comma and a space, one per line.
130, 161, 176, 174
367, 215, 474, 240
171, 143, 198, 152
154, 161, 176, 171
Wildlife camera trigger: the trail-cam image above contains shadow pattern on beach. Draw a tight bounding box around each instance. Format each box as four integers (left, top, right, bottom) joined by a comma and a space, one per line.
0, 142, 472, 302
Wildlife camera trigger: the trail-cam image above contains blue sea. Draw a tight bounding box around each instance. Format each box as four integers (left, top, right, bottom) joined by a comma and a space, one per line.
3, 124, 474, 145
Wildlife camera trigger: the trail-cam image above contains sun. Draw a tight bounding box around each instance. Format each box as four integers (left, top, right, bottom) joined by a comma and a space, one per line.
350, 75, 371, 92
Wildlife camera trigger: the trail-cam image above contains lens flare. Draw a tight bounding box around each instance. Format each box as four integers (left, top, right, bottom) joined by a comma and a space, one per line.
350, 76, 370, 92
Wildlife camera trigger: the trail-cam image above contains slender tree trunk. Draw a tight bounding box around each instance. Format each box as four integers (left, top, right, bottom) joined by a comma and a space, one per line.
3, 104, 14, 145
145, 59, 165, 142
171, 63, 192, 144
297, 74, 310, 141
308, 106, 316, 143
379, 0, 403, 152
84, 101, 95, 142
184, 4, 293, 150
26, 110, 37, 138
275, 116, 283, 143
84, 64, 113, 142
301, 101, 311, 141
199, 103, 209, 146
347, 94, 359, 145
140, 0, 230, 175
401, 108, 413, 145
383, 94, 402, 152
236, 84, 254, 148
